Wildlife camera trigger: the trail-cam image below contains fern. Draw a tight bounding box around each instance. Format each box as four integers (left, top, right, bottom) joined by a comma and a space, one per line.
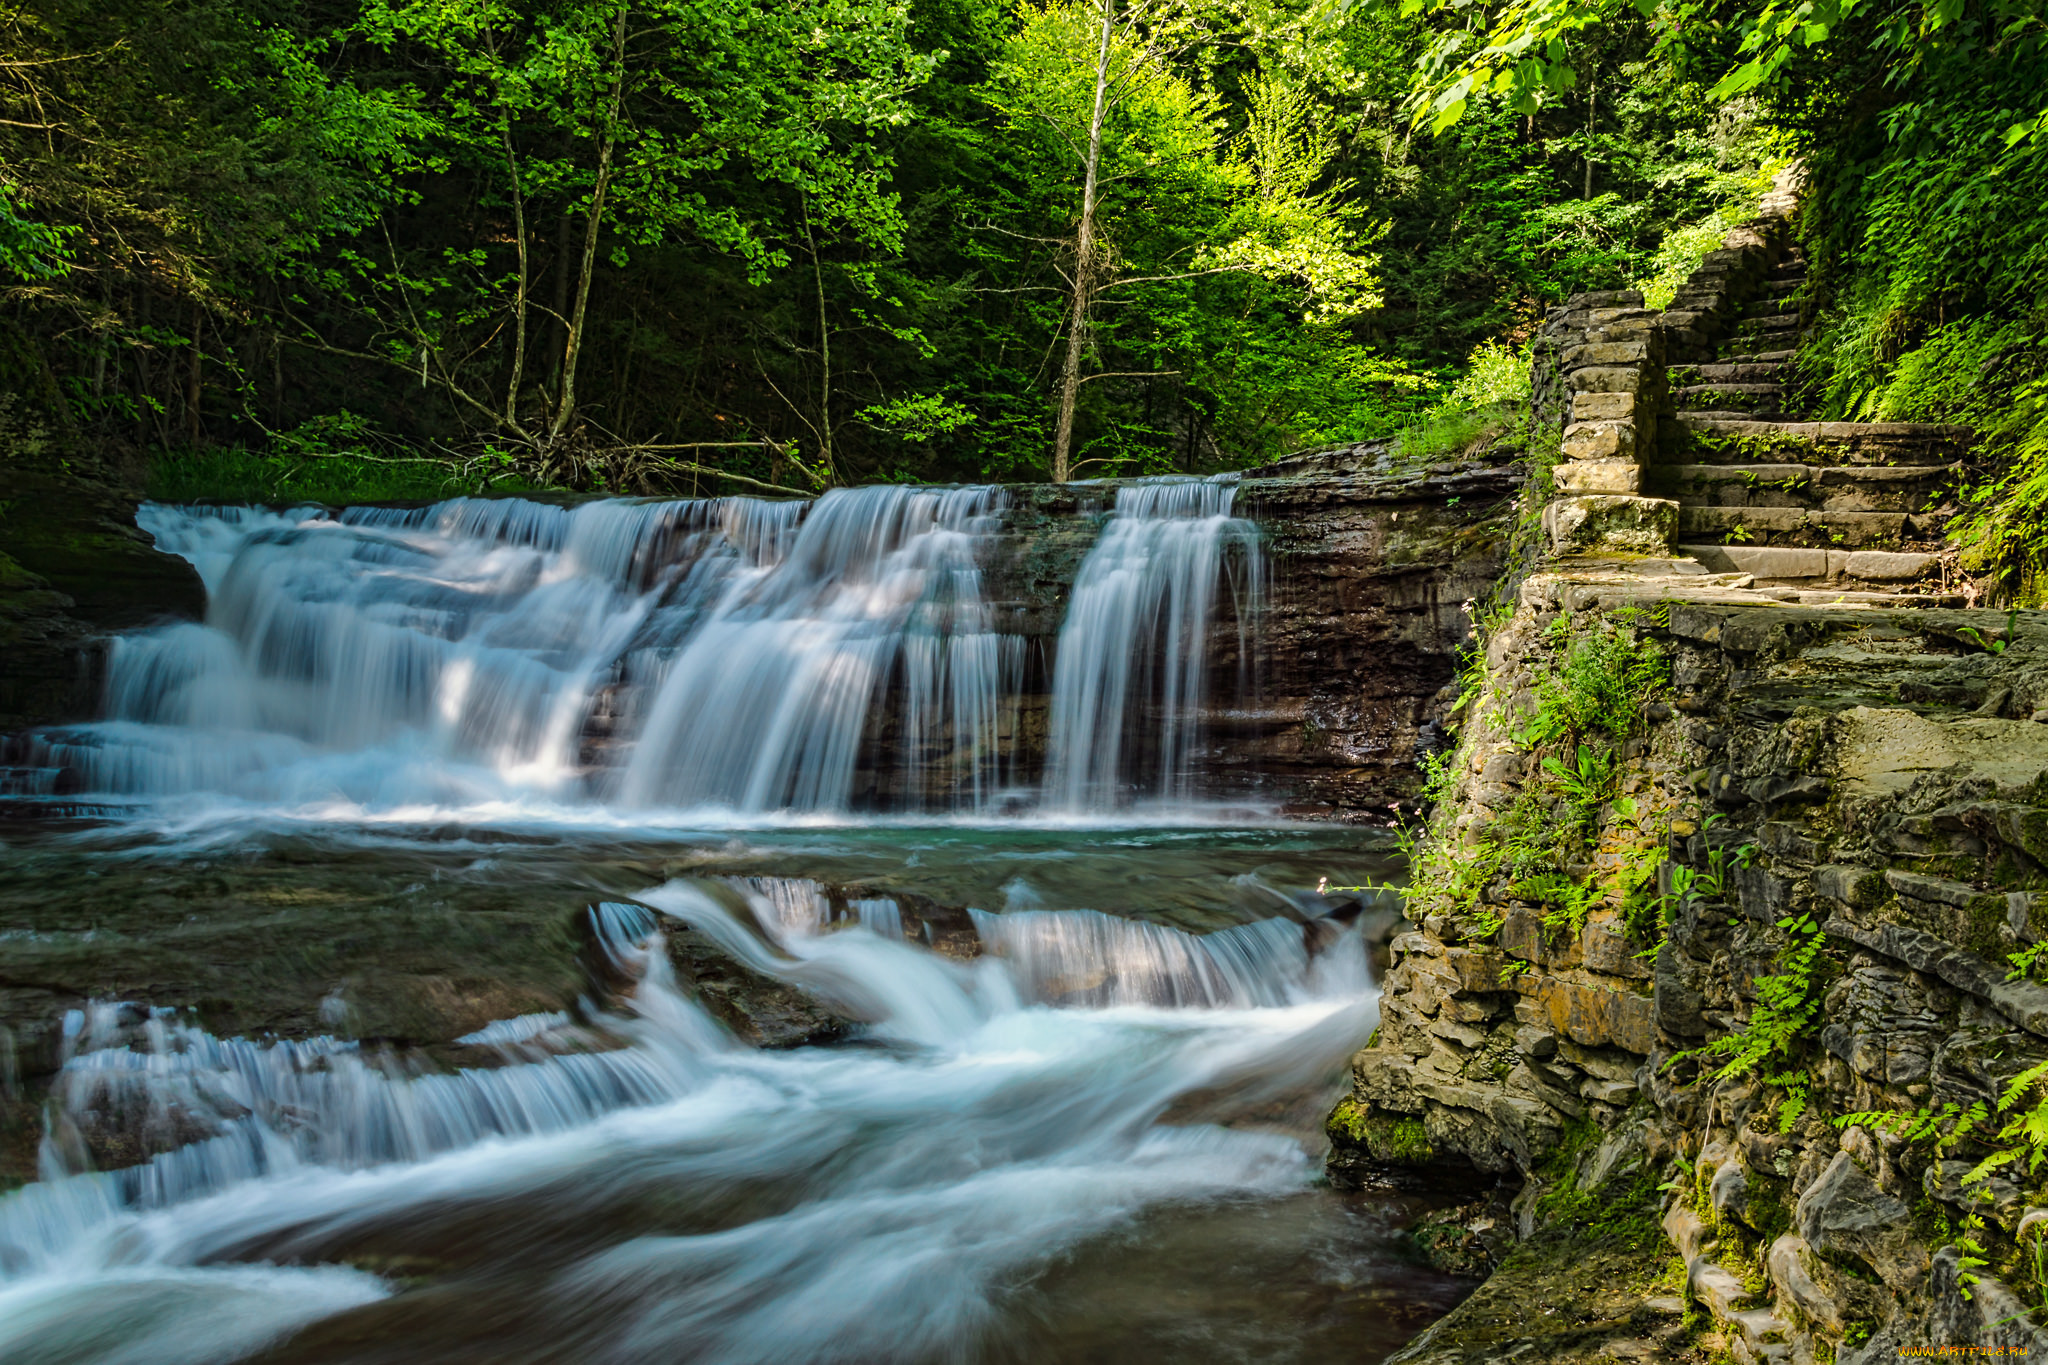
1676, 913, 1827, 1083
1837, 1101, 1987, 1159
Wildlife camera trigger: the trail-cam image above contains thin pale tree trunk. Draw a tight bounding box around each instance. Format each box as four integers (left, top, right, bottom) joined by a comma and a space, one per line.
804, 201, 835, 483
1050, 0, 1116, 485
551, 8, 628, 442
503, 121, 531, 429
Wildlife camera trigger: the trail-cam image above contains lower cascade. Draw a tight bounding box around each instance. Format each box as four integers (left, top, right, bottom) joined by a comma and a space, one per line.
24, 479, 1267, 819
0, 881, 1385, 1365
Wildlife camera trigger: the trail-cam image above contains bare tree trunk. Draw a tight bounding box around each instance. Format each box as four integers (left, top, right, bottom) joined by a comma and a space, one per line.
1050, 0, 1117, 485
804, 202, 835, 483
185, 306, 202, 446
550, 8, 628, 443
503, 122, 531, 428
1584, 78, 1596, 199
549, 211, 573, 389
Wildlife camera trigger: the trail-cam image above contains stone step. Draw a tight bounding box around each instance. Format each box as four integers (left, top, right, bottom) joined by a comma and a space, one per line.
1679, 409, 1781, 423
1680, 543, 1941, 585
1677, 504, 1930, 547
1717, 348, 1797, 365
1762, 277, 1802, 296
1645, 462, 1956, 512
1671, 415, 1973, 464
1742, 295, 1803, 319
1728, 313, 1803, 341
1673, 383, 1786, 417
1675, 361, 1792, 385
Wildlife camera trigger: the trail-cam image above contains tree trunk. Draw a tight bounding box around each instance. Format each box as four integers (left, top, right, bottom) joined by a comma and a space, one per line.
503, 122, 531, 429
1584, 79, 1596, 200
804, 202, 835, 483
1050, 0, 1117, 485
185, 306, 202, 447
550, 9, 629, 443
550, 211, 573, 389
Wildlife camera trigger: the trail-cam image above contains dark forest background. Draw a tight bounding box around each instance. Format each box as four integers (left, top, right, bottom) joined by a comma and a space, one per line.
1, 0, 2045, 597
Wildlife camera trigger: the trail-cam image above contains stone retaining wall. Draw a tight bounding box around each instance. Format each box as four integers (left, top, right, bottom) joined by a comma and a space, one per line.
1334, 566, 2048, 1362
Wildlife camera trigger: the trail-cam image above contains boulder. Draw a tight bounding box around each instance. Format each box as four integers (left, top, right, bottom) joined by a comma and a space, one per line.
1795, 1151, 1930, 1293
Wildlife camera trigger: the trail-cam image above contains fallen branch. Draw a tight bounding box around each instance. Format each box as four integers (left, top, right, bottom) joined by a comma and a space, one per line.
623, 444, 814, 497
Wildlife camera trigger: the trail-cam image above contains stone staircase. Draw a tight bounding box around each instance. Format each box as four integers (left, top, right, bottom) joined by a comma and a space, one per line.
1535, 170, 1974, 606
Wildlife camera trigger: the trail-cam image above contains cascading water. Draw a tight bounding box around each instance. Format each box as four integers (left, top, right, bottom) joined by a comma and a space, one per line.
0, 480, 1462, 1363
24, 476, 1273, 819
31, 487, 1025, 816
0, 884, 1390, 1365
1043, 476, 1266, 811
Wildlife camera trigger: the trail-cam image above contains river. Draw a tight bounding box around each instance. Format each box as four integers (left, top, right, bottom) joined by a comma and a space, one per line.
0, 482, 1470, 1363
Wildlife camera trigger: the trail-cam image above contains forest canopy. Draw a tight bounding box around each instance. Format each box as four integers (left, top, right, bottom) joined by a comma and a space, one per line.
0, 0, 2038, 500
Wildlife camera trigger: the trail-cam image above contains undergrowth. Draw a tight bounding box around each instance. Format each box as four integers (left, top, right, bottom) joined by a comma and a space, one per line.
1407, 609, 1673, 948
143, 410, 556, 505
146, 447, 510, 505
1533, 1112, 1663, 1251
1390, 339, 1532, 467
1672, 908, 1822, 1134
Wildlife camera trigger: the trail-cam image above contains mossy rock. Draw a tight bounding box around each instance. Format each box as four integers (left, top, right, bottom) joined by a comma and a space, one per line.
1326, 1096, 1440, 1171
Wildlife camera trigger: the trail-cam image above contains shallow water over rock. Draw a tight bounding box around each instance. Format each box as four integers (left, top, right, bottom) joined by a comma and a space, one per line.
0, 820, 1463, 1365
0, 476, 1488, 1362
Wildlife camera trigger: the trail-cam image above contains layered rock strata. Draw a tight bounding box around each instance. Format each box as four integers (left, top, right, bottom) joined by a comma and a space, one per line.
1334, 558, 2048, 1362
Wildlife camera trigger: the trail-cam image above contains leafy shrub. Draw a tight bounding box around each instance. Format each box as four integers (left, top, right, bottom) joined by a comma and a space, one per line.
1629, 157, 1786, 310
1516, 613, 1671, 749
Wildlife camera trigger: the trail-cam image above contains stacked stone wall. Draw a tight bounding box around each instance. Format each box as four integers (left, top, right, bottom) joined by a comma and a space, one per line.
1335, 568, 2048, 1363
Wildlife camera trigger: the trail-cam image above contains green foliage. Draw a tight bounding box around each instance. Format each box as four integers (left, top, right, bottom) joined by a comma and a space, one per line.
1629, 159, 1787, 308
1533, 1113, 1663, 1249
0, 184, 73, 281
1387, 338, 1531, 463
0, 0, 1795, 485
1381, 0, 2045, 147
1432, 339, 1532, 416
1676, 912, 1828, 1090
1513, 613, 1672, 750
1407, 608, 1673, 945
1837, 1100, 1987, 1159
147, 448, 515, 506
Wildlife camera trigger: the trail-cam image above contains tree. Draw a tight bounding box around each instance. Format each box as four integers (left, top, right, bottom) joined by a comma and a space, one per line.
1384, 0, 2047, 143
331, 0, 939, 480
993, 0, 1379, 479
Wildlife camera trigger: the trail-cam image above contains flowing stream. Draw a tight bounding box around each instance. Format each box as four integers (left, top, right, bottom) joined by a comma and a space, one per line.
23, 479, 1261, 818
0, 481, 1467, 1364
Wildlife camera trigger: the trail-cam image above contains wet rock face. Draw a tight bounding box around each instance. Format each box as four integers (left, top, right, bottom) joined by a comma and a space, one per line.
0, 449, 1516, 818
1796, 1151, 1928, 1292
0, 467, 204, 731
1221, 442, 1522, 815
813, 445, 1522, 817
1331, 579, 2048, 1362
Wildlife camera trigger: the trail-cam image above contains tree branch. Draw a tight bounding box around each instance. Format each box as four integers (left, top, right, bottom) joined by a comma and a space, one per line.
1098, 265, 1249, 290
626, 446, 813, 497
1078, 369, 1179, 384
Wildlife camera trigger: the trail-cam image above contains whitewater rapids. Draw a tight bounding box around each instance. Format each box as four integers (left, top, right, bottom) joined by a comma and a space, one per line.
0, 882, 1379, 1365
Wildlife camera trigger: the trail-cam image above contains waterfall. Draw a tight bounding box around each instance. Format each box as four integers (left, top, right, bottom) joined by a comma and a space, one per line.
0, 893, 1373, 1328
30, 487, 1022, 816
20, 477, 1270, 820
1042, 477, 1266, 810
